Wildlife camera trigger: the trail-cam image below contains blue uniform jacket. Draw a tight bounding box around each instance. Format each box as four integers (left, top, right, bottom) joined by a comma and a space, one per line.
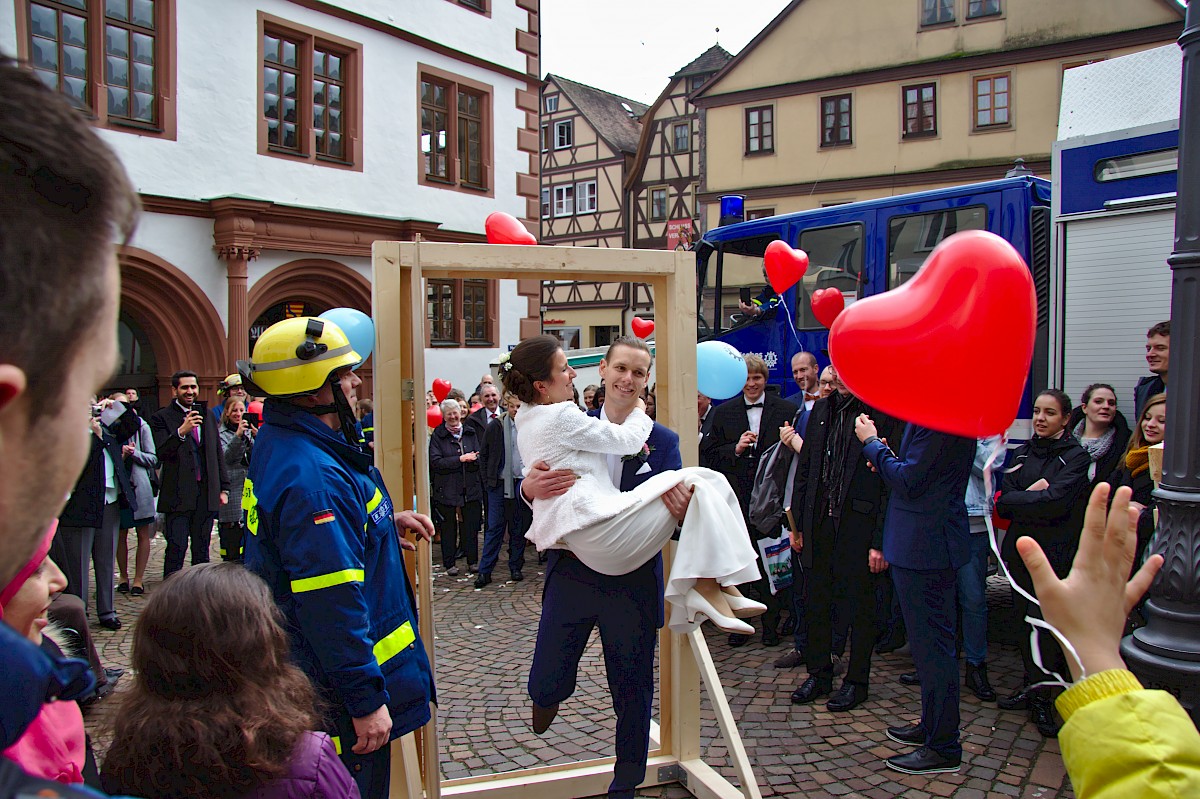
244, 401, 435, 748
543, 411, 682, 628
863, 423, 975, 571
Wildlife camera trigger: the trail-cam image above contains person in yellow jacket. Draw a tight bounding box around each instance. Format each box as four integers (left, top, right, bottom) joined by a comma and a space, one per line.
1016, 481, 1200, 798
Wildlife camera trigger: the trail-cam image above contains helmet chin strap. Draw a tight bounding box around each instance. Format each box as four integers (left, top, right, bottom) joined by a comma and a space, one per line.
287, 374, 362, 448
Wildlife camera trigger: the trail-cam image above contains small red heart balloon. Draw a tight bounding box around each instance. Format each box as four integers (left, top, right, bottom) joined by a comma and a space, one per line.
631, 317, 654, 339
485, 212, 537, 245
247, 400, 264, 417
426, 406, 443, 428
829, 230, 1035, 438
810, 289, 845, 329
432, 379, 452, 403
764, 240, 809, 293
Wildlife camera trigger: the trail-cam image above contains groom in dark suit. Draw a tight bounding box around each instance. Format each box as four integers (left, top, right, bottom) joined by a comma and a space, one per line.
857, 416, 975, 775
522, 336, 691, 799
700, 354, 798, 646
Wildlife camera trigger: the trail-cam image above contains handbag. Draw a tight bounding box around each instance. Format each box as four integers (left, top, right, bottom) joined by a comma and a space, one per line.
756, 531, 794, 595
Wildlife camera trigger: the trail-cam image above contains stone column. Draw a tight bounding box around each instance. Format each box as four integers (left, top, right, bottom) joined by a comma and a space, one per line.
219, 246, 259, 368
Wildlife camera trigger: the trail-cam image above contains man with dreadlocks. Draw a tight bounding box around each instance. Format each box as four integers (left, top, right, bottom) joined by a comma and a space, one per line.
785, 364, 900, 713
239, 316, 436, 799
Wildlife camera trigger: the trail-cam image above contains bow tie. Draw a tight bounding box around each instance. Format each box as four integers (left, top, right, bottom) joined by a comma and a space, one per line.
746, 402, 764, 409
805, 393, 820, 402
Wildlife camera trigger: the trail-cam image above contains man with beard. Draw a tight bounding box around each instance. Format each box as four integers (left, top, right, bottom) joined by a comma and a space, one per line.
786, 366, 898, 711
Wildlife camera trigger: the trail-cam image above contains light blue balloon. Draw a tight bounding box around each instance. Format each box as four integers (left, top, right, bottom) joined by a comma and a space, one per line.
319, 307, 374, 366
696, 341, 748, 400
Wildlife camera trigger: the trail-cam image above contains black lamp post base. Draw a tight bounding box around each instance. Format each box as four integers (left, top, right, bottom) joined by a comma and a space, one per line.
1122, 597, 1200, 727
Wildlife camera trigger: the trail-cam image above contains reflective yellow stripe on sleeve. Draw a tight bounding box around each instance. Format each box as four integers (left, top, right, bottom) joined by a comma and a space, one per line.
366, 488, 383, 514
373, 621, 416, 666
290, 569, 365, 594
330, 736, 342, 756
243, 479, 258, 536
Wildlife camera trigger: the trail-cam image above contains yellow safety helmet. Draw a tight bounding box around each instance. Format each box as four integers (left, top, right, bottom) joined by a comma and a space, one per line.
237, 317, 361, 398
217, 373, 243, 396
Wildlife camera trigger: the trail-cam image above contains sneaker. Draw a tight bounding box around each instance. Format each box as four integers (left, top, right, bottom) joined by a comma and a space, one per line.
885, 747, 960, 775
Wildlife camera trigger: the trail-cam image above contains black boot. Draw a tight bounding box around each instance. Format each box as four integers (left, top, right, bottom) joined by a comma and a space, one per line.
965, 662, 997, 702
1029, 693, 1060, 738
998, 679, 1032, 711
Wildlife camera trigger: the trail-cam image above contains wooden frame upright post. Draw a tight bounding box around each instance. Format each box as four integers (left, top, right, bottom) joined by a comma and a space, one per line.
372, 240, 761, 799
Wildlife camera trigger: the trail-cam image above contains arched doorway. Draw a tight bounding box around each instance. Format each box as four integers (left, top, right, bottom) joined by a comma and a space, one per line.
106, 311, 160, 414
248, 259, 374, 398
118, 246, 227, 405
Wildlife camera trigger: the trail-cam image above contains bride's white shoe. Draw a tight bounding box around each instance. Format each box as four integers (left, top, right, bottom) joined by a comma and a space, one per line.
722, 592, 768, 619
685, 589, 754, 635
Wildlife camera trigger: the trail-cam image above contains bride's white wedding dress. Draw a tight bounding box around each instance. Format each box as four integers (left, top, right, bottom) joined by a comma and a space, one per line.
516, 400, 763, 633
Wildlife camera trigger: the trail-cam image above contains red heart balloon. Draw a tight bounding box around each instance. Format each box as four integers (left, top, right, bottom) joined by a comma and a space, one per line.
432, 379, 452, 403
829, 230, 1035, 438
631, 317, 654, 339
247, 400, 264, 417
764, 240, 809, 293
426, 406, 443, 428
485, 212, 537, 245
810, 289, 845, 329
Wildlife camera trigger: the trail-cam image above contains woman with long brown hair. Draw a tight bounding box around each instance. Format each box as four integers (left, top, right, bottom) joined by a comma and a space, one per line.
101, 563, 358, 799
1108, 392, 1166, 570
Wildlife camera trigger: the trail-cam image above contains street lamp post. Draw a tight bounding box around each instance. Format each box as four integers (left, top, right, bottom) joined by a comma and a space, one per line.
1120, 1, 1200, 725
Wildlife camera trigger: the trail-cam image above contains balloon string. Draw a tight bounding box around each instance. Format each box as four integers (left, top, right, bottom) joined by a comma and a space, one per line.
777, 294, 801, 350
983, 435, 1084, 688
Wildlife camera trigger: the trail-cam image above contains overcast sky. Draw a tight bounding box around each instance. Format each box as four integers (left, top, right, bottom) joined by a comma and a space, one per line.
540, 0, 792, 105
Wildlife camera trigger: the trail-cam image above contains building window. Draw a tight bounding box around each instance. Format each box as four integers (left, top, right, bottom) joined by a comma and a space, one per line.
554, 185, 574, 217
967, 0, 1001, 18
428, 279, 456, 344
974, 73, 1009, 129
260, 16, 361, 167
418, 65, 493, 193
541, 188, 550, 219
544, 94, 558, 113
689, 74, 709, 92
650, 187, 668, 221
746, 208, 775, 220
21, 0, 176, 136
672, 122, 690, 152
426, 278, 495, 346
821, 94, 852, 147
541, 124, 549, 152
745, 105, 773, 154
554, 119, 573, 149
576, 180, 597, 213
920, 0, 954, 25
592, 325, 620, 348
902, 83, 937, 138
463, 280, 489, 344
456, 0, 488, 12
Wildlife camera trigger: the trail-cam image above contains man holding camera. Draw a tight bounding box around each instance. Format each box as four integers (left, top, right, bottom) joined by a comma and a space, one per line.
149, 370, 230, 578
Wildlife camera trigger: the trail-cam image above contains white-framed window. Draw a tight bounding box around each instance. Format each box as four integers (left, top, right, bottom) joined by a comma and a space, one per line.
544, 94, 558, 113
540, 124, 549, 152
576, 180, 597, 213
553, 184, 574, 216
541, 188, 550, 218
554, 119, 573, 149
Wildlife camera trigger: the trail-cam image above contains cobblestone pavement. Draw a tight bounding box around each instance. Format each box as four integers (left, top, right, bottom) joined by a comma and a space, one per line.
84, 534, 1075, 798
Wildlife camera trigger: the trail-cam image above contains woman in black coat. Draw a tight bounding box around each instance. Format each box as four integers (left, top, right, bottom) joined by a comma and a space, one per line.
1108, 392, 1166, 570
429, 399, 484, 575
1067, 383, 1131, 489
995, 389, 1091, 738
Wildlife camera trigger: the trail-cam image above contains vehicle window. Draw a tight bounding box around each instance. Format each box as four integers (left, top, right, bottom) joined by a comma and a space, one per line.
795, 223, 864, 329
697, 234, 778, 334
887, 205, 986, 288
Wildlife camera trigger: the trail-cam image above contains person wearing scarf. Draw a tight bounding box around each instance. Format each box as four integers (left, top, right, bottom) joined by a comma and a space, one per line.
1067, 384, 1131, 488
1107, 393, 1166, 571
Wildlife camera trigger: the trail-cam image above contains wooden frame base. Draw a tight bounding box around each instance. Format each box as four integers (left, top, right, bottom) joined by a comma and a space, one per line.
372, 240, 761, 799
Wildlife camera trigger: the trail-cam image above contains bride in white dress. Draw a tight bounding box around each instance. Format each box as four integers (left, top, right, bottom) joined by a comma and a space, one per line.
503, 335, 766, 634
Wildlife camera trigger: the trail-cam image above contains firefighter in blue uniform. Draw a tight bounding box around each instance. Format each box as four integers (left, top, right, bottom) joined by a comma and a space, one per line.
238, 317, 436, 799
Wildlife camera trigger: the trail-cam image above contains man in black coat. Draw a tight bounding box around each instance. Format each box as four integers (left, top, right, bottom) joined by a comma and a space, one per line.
700, 354, 798, 646
54, 407, 135, 630
148, 370, 230, 578
465, 383, 503, 439
475, 393, 530, 586
787, 369, 899, 711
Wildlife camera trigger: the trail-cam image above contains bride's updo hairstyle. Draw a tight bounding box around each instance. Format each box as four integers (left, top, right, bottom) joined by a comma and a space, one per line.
500, 334, 563, 405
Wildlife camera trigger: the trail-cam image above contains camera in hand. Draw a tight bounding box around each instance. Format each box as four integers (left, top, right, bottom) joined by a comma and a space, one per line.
189, 400, 207, 419
243, 411, 261, 428
739, 287, 752, 305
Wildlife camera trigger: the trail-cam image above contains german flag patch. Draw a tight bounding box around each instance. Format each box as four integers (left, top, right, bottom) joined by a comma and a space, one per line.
313, 509, 336, 525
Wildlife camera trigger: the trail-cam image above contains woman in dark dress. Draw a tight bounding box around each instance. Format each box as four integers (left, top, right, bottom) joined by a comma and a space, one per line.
995, 389, 1091, 738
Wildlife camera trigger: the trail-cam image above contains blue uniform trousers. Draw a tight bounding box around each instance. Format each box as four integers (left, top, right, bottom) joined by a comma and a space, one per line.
890, 564, 962, 759
529, 552, 658, 798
